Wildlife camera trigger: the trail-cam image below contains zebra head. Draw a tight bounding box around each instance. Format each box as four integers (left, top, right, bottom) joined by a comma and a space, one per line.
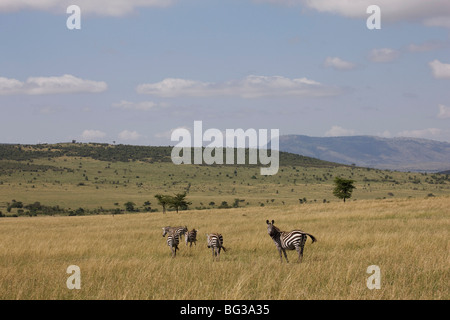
162, 226, 170, 237
266, 220, 279, 237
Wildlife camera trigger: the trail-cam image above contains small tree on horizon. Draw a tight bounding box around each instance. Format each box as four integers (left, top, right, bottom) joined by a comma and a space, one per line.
124, 201, 136, 212
333, 177, 356, 202
155, 194, 171, 214
169, 193, 191, 213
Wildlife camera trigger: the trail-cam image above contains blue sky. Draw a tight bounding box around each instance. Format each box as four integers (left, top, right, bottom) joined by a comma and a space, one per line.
1, 0, 450, 145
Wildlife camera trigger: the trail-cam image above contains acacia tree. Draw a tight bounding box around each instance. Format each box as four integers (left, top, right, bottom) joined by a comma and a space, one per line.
333, 177, 356, 202
154, 194, 172, 214
124, 201, 136, 212
169, 193, 191, 213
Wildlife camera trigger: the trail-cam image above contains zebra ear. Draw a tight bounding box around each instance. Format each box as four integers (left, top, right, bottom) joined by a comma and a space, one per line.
266, 220, 269, 224
272, 220, 275, 224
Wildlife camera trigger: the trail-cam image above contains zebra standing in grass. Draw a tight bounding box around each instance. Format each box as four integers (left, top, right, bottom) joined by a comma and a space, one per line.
167, 230, 180, 258
206, 233, 226, 261
266, 220, 316, 263
162, 226, 188, 240
185, 229, 198, 247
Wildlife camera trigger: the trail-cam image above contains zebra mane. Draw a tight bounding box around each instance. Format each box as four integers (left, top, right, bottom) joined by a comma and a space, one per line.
272, 224, 282, 235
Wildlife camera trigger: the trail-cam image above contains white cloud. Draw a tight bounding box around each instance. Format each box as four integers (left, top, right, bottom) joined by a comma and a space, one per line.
429, 60, 450, 79
137, 75, 341, 98
438, 104, 450, 119
38, 106, 63, 114
0, 0, 173, 16
255, 0, 450, 28
377, 130, 392, 138
396, 128, 450, 142
398, 128, 443, 139
81, 129, 107, 140
0, 77, 23, 94
118, 130, 142, 141
0, 74, 107, 95
112, 100, 160, 111
368, 48, 400, 63
324, 57, 356, 70
407, 40, 445, 52
324, 126, 356, 137
155, 126, 191, 140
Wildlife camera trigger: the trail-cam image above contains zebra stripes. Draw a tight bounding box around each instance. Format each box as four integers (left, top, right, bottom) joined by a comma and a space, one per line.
159, 220, 316, 263
206, 233, 226, 261
266, 219, 316, 263
166, 231, 180, 258
162, 226, 188, 240
185, 229, 198, 247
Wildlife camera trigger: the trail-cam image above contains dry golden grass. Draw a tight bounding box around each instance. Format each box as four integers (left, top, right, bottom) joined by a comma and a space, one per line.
0, 197, 448, 300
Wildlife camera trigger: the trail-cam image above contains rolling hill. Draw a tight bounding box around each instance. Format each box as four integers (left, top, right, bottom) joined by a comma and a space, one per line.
0, 142, 449, 216
279, 135, 450, 172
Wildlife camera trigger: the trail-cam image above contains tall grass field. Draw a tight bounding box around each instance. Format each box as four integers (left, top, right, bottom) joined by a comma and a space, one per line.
0, 197, 448, 300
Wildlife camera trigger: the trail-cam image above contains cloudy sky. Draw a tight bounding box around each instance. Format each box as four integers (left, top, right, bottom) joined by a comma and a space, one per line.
1, 0, 450, 145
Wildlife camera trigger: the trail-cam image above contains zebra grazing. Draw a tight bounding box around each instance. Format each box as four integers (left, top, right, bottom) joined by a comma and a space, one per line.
206, 233, 227, 261
162, 226, 188, 240
167, 230, 180, 258
185, 229, 198, 247
266, 220, 316, 263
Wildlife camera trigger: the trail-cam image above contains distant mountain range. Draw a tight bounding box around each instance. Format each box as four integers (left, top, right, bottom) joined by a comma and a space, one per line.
278, 135, 450, 173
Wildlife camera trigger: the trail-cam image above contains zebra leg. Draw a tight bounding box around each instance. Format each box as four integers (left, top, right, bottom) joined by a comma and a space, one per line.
298, 235, 306, 263
282, 248, 289, 263
300, 243, 305, 263
295, 245, 302, 263
277, 247, 283, 263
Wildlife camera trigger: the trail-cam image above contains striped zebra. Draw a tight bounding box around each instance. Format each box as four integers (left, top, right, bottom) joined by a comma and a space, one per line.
185, 229, 198, 247
166, 230, 180, 258
162, 226, 188, 240
266, 220, 316, 263
206, 233, 226, 261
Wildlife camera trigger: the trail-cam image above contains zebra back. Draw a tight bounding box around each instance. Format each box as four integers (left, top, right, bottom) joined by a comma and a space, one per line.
162, 226, 188, 238
167, 231, 180, 247
185, 229, 198, 246
266, 219, 316, 263
280, 230, 307, 249
206, 233, 226, 251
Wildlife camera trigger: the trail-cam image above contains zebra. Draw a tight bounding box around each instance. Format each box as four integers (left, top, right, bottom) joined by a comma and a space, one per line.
185, 229, 198, 247
162, 226, 188, 240
206, 233, 226, 261
166, 230, 180, 258
266, 220, 316, 263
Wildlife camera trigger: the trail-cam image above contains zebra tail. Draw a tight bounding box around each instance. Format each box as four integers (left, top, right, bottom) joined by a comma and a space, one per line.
221, 246, 227, 252
306, 233, 317, 243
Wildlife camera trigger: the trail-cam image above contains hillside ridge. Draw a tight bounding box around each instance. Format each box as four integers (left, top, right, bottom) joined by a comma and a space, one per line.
279, 135, 450, 172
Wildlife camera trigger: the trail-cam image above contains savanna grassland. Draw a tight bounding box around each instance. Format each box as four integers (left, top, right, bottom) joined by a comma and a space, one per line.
0, 143, 449, 215
0, 143, 449, 300
0, 198, 448, 299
